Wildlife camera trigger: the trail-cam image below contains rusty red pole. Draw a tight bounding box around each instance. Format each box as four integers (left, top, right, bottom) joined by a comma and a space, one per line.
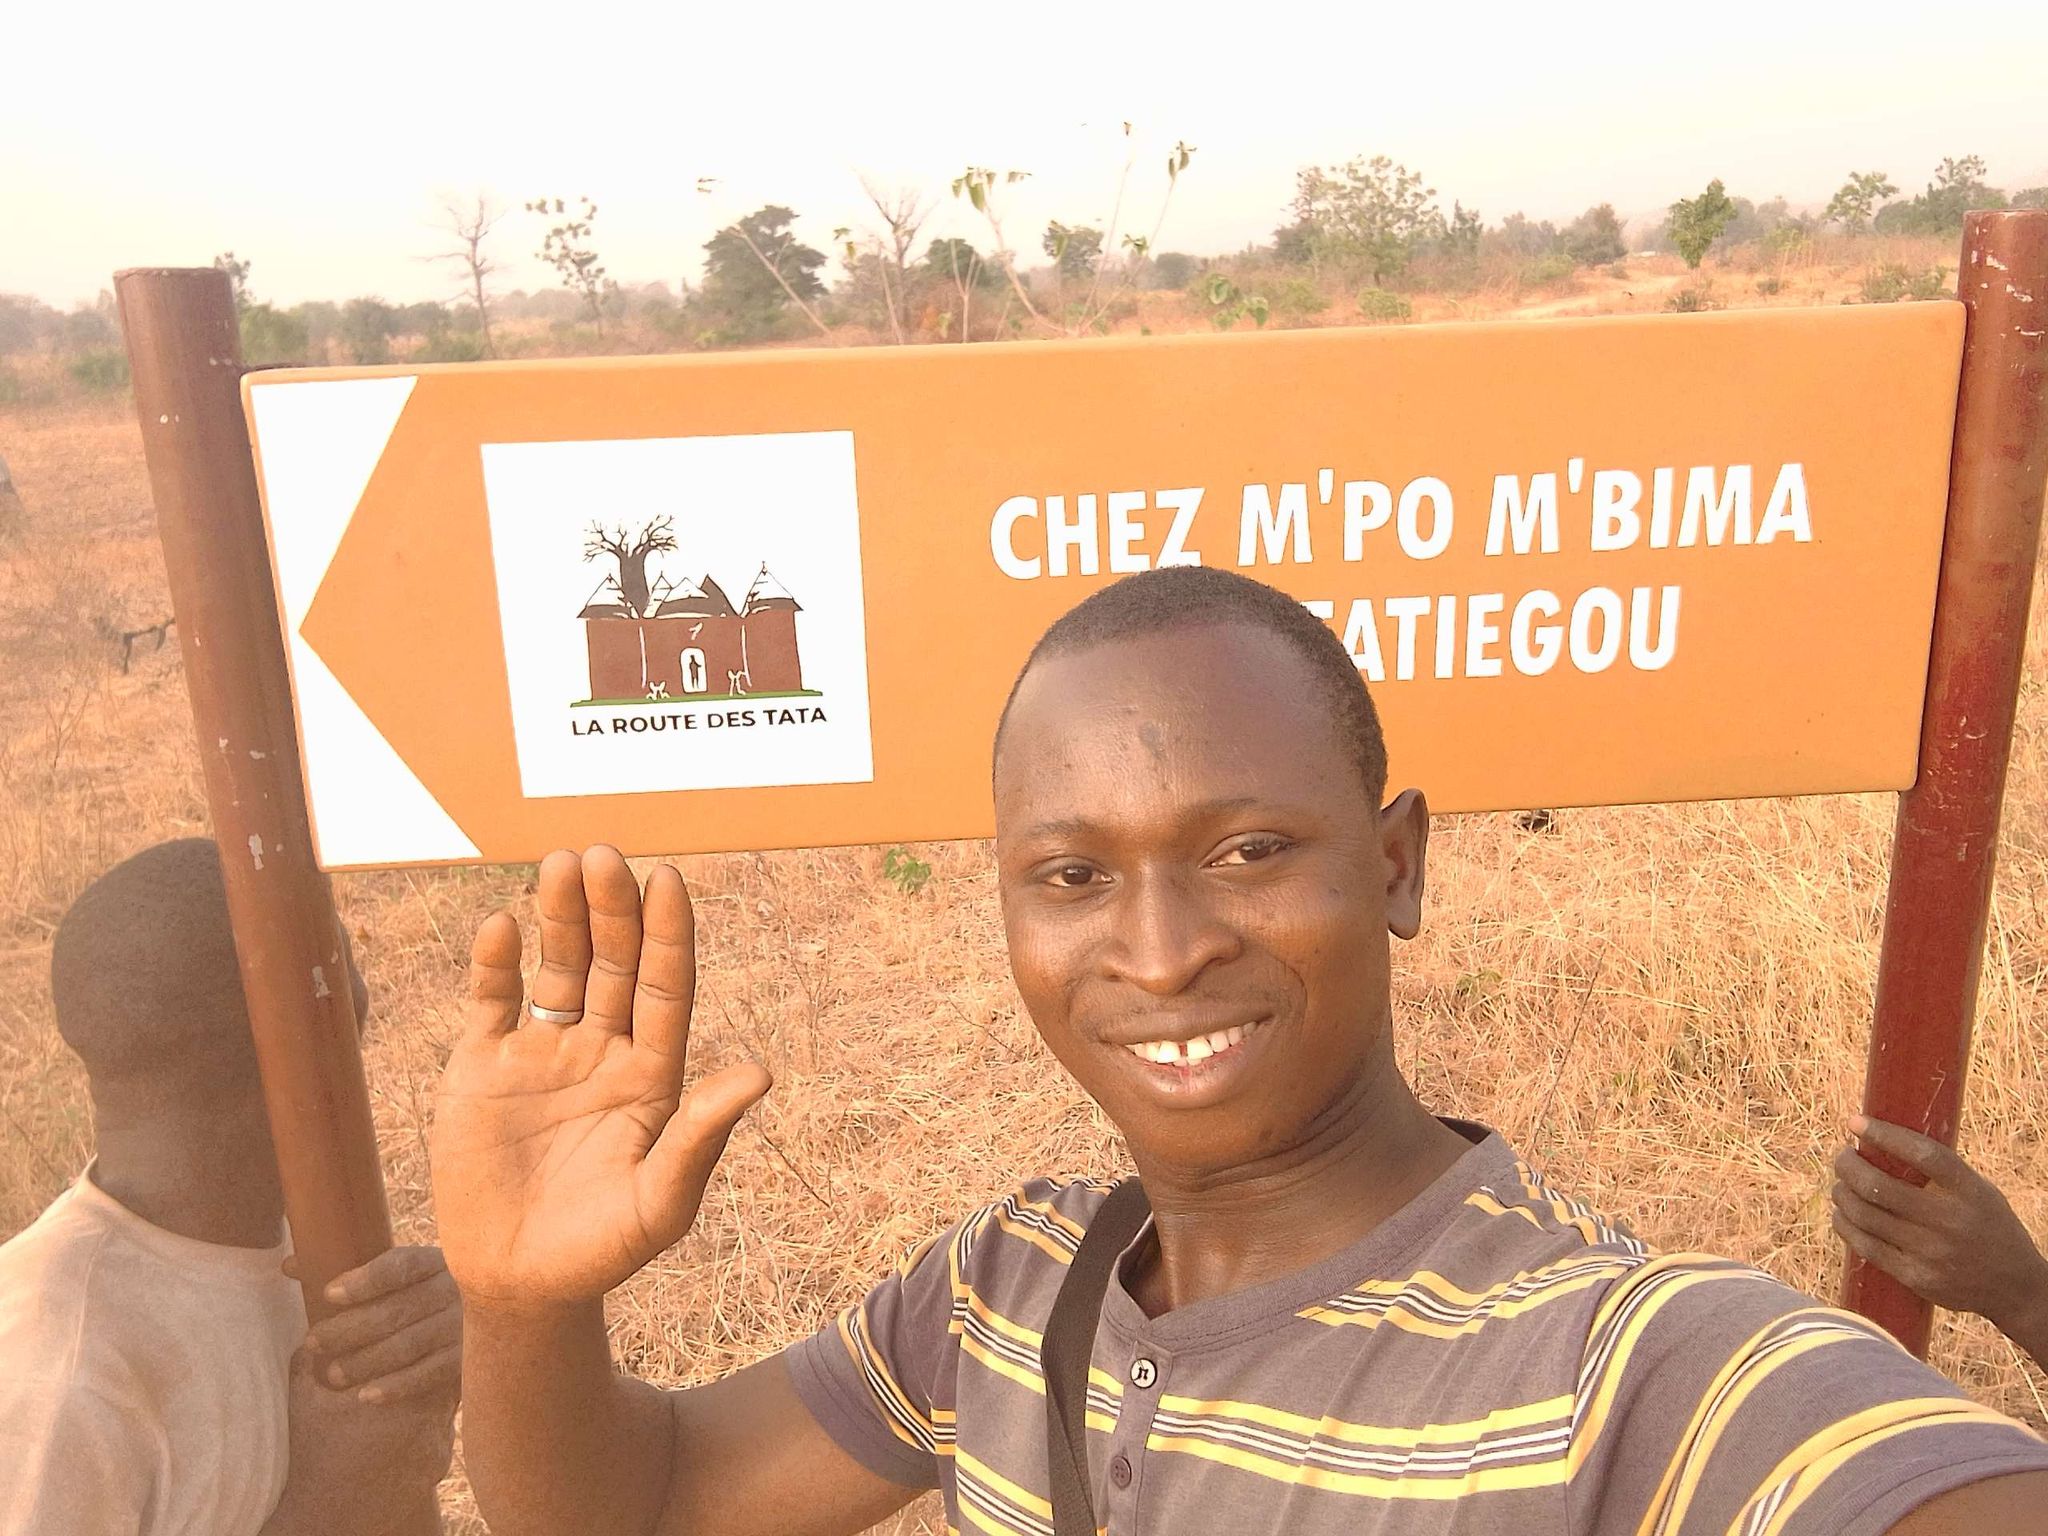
114, 270, 395, 1311
1845, 210, 2048, 1354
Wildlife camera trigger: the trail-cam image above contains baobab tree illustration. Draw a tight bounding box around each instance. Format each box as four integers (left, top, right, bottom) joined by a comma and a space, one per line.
583, 516, 677, 617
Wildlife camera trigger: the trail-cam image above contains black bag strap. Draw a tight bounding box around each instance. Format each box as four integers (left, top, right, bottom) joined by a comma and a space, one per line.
1042, 1177, 1151, 1536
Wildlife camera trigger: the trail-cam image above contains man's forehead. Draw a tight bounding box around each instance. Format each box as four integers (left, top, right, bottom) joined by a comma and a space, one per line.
994, 625, 1339, 799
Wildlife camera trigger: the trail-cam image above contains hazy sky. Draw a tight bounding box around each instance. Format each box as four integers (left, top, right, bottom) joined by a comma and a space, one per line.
11, 1, 2047, 310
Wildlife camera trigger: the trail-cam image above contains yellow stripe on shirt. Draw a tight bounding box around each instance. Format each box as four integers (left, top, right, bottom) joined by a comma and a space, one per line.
1157, 1390, 1575, 1448
1570, 1258, 1757, 1474
1744, 1400, 2027, 1536
1299, 1253, 1638, 1337
1632, 1315, 1875, 1536
1146, 1431, 1573, 1499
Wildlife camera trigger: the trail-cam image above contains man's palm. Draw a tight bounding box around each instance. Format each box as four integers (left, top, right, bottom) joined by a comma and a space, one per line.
431, 847, 772, 1305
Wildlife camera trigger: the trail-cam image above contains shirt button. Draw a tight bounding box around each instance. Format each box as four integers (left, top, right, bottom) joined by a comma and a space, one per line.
1109, 1453, 1133, 1488
1130, 1357, 1158, 1389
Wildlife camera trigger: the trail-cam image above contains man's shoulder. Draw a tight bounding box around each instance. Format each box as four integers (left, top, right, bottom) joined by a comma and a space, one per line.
947, 1174, 1125, 1272
1578, 1248, 1915, 1366
0, 1206, 168, 1481
0, 1186, 123, 1386
1457, 1150, 1652, 1261
0, 1181, 267, 1403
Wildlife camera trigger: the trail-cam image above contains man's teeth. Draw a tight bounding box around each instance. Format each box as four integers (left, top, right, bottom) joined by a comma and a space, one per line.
1124, 1023, 1259, 1066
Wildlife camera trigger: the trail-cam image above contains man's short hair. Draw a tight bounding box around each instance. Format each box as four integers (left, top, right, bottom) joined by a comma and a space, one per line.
996, 566, 1388, 806
50, 839, 257, 1089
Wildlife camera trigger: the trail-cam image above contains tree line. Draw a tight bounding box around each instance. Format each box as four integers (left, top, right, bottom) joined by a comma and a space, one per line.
4, 150, 2042, 396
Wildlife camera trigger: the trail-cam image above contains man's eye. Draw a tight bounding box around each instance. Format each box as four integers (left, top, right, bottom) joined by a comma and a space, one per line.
1212, 836, 1291, 867
1047, 864, 1100, 888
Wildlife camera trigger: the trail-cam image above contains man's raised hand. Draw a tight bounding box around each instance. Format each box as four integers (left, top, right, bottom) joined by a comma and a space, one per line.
430, 846, 772, 1307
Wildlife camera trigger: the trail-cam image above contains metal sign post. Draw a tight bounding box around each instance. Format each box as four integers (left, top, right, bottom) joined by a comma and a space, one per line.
114, 269, 395, 1313
1846, 209, 2048, 1354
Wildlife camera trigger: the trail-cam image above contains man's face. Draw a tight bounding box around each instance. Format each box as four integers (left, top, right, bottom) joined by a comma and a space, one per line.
994, 621, 1427, 1177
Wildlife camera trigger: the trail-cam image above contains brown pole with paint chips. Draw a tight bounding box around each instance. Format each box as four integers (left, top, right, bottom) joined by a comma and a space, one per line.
1846, 210, 2048, 1354
114, 268, 394, 1320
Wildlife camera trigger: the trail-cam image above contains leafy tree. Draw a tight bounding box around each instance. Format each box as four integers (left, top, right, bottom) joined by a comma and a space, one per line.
1875, 155, 2007, 235
1441, 202, 1484, 266
213, 252, 253, 313
61, 305, 116, 352
1716, 197, 1796, 249
1562, 203, 1626, 266
210, 253, 297, 361
912, 236, 1000, 344
1668, 179, 1737, 269
395, 301, 451, 342
923, 238, 998, 289
528, 196, 619, 334
2015, 187, 2048, 210
1042, 222, 1104, 281
1150, 251, 1200, 288
0, 295, 57, 355
1270, 219, 1314, 267
239, 304, 309, 365
1489, 213, 1561, 261
700, 205, 827, 341
339, 298, 398, 364
1824, 171, 1898, 233
1288, 156, 1442, 285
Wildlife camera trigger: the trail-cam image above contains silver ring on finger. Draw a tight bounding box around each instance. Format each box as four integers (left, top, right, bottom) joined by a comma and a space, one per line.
528, 1003, 584, 1024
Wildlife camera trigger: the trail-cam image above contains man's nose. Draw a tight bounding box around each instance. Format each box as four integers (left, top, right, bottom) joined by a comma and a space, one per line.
1101, 870, 1240, 995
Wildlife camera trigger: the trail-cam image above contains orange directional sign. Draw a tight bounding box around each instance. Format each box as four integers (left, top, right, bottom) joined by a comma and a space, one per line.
243, 305, 1962, 871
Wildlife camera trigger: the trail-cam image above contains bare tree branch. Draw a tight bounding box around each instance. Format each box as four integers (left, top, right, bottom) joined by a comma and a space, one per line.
430, 194, 502, 357
859, 179, 929, 345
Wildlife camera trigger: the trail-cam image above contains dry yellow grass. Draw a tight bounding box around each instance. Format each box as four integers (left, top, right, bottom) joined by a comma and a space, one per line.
3, 247, 2044, 1531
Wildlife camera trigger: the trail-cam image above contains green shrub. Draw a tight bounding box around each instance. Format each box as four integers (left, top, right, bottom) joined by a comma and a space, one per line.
240, 303, 311, 365
0, 368, 22, 406
1665, 284, 1721, 313
1761, 224, 1810, 260
1755, 275, 1784, 296
1522, 251, 1576, 285
1356, 287, 1412, 323
1858, 264, 1947, 303
417, 332, 486, 363
881, 846, 932, 894
1269, 276, 1327, 316
67, 350, 130, 393
1203, 273, 1269, 330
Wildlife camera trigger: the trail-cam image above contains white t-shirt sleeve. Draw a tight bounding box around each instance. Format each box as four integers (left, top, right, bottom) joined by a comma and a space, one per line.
0, 1381, 159, 1536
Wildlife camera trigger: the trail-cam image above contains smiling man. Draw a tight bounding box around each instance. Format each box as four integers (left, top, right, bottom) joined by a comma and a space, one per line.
430, 566, 2048, 1536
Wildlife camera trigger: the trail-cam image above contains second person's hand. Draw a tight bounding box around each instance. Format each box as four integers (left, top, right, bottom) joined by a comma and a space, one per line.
1832, 1113, 2048, 1332
429, 845, 773, 1308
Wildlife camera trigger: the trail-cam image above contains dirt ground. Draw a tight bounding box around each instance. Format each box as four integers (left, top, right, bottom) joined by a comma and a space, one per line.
3, 244, 2043, 1529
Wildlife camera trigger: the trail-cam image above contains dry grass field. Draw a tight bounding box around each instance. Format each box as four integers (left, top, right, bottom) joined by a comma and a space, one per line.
3, 237, 2043, 1530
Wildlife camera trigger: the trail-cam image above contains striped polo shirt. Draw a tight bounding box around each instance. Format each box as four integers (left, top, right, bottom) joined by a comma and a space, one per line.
786, 1122, 2048, 1535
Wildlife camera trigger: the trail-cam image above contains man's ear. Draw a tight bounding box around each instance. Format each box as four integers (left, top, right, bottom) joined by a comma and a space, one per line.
1380, 788, 1429, 940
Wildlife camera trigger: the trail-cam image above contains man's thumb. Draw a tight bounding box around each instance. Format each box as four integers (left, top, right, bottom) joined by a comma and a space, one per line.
638, 1061, 774, 1236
